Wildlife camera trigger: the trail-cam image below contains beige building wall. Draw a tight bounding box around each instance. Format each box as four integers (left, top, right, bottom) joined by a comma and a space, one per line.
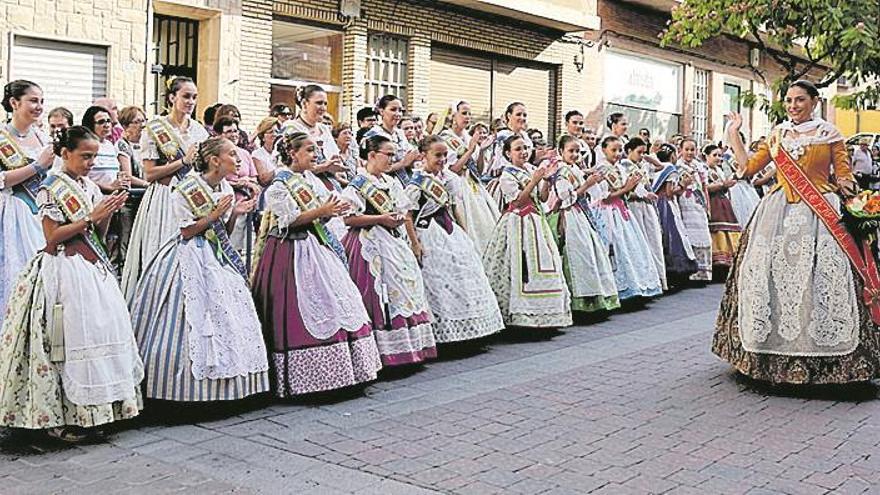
0, 0, 149, 118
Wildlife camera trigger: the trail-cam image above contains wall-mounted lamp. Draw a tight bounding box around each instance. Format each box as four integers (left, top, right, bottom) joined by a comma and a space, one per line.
574, 42, 585, 73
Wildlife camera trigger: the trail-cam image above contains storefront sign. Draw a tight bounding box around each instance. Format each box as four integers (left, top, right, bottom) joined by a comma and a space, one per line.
604, 50, 682, 114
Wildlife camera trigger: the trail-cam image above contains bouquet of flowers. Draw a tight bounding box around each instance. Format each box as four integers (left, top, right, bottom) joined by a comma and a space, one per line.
843, 190, 880, 241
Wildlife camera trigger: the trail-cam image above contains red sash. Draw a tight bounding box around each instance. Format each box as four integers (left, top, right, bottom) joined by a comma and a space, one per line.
773, 145, 880, 324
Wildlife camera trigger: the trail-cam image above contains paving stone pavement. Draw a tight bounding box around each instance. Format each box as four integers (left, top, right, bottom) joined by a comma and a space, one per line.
3, 283, 880, 494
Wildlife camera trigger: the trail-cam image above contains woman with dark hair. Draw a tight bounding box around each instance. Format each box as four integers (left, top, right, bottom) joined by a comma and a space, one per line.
621, 137, 667, 291
593, 136, 663, 301
490, 102, 532, 176
714, 80, 880, 385
482, 134, 571, 329
548, 135, 619, 313
214, 104, 251, 152
439, 100, 499, 255
362, 95, 420, 184
122, 76, 210, 300
251, 131, 381, 397
285, 85, 348, 193
676, 137, 713, 281
405, 135, 503, 344
651, 146, 698, 284
0, 126, 142, 442
594, 112, 630, 163
703, 144, 741, 269
0, 80, 53, 330
341, 134, 437, 367
130, 136, 269, 402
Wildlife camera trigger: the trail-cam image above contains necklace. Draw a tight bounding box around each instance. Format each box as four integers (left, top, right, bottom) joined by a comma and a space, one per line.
6, 122, 29, 139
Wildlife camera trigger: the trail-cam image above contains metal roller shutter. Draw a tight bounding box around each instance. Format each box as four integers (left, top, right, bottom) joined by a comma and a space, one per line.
492, 61, 553, 138
429, 48, 492, 125
10, 36, 109, 122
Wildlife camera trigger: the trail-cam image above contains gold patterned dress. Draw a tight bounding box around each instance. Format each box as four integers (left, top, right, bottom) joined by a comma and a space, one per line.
713, 119, 880, 384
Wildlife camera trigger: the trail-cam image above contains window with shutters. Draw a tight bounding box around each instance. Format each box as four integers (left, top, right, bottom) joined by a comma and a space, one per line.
10, 36, 108, 122
692, 68, 709, 144
365, 35, 408, 106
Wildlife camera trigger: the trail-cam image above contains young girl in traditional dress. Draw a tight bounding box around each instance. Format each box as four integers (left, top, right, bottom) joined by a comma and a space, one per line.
620, 137, 667, 291
676, 138, 713, 281
439, 101, 499, 255
549, 135, 619, 313
594, 136, 663, 300
482, 135, 572, 328
130, 137, 270, 402
342, 135, 436, 366
0, 80, 53, 329
0, 126, 143, 442
704, 144, 742, 270
122, 77, 210, 299
251, 132, 381, 397
406, 135, 504, 344
652, 145, 698, 285
363, 95, 419, 185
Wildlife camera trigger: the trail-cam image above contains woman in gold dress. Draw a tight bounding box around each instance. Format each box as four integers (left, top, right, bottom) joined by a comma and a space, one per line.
713, 80, 880, 384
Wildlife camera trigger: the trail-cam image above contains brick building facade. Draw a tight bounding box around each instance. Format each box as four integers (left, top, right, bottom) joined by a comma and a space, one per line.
0, 0, 837, 143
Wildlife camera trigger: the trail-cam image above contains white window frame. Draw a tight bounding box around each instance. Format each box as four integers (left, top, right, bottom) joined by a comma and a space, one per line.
692, 68, 709, 144
365, 34, 408, 106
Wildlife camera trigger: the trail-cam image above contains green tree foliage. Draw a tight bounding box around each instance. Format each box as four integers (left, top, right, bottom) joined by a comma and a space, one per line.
660, 0, 880, 121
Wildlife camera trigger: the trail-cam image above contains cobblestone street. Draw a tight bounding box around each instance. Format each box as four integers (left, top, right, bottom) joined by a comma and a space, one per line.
3, 284, 879, 494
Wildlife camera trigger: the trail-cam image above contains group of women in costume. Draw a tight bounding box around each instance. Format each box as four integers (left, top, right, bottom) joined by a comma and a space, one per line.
0, 74, 875, 443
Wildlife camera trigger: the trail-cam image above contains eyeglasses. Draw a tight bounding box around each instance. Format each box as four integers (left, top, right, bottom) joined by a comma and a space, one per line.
377, 151, 395, 158
131, 118, 146, 125
96, 119, 112, 126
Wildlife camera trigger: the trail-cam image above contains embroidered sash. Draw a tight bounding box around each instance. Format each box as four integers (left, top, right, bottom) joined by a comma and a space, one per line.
410, 171, 454, 233
503, 166, 540, 214
176, 175, 248, 279
275, 170, 348, 265
442, 132, 481, 180
773, 144, 880, 325
350, 174, 394, 215
0, 128, 45, 213
145, 117, 191, 179
43, 174, 112, 269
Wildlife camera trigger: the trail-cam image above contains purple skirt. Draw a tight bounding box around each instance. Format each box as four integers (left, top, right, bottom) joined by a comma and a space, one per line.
252, 236, 381, 397
655, 196, 698, 277
342, 228, 437, 367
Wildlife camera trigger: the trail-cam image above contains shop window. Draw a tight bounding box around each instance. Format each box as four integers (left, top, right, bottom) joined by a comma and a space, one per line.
605, 103, 681, 141
152, 15, 199, 115
271, 21, 343, 120
365, 34, 408, 106
692, 69, 709, 144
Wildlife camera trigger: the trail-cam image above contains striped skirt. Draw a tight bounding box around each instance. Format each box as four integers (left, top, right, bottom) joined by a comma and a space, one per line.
130, 238, 270, 402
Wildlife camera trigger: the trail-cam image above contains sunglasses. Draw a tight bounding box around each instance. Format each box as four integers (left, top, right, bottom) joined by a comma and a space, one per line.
96, 119, 112, 126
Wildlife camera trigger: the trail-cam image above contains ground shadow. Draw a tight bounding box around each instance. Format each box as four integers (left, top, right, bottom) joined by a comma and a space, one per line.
732, 371, 880, 402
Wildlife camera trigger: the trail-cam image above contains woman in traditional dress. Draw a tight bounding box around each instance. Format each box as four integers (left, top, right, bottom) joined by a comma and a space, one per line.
548, 135, 619, 313
704, 144, 741, 270
130, 137, 270, 402
714, 80, 880, 384
363, 95, 419, 185
0, 80, 53, 329
439, 101, 500, 255
341, 135, 436, 366
594, 136, 663, 300
488, 103, 534, 210
122, 77, 210, 299
652, 145, 698, 285
285, 85, 349, 192
676, 138, 713, 281
0, 126, 143, 442
251, 132, 381, 397
620, 137, 667, 291
405, 135, 504, 344
482, 134, 572, 329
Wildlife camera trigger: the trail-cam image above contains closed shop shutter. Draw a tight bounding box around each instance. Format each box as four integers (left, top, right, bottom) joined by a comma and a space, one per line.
492, 61, 553, 138
10, 36, 108, 121
429, 48, 492, 125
